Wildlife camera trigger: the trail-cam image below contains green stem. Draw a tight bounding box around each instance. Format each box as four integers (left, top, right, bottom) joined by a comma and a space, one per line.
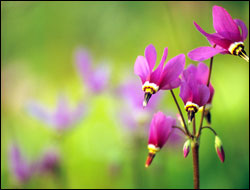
170, 89, 190, 137
197, 54, 214, 137
192, 142, 200, 189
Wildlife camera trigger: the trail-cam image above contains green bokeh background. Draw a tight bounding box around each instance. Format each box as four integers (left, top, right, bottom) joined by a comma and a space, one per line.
1, 1, 249, 189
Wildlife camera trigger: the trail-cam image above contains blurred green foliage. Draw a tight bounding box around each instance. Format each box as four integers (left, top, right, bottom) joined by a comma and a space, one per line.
1, 1, 249, 189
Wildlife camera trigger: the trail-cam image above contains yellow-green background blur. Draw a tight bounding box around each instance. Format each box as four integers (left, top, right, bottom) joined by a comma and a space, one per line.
1, 1, 249, 189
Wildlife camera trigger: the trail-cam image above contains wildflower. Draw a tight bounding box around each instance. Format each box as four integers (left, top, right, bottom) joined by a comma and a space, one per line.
180, 63, 211, 123
27, 95, 86, 131
215, 136, 225, 163
184, 63, 214, 124
134, 44, 185, 107
75, 48, 110, 93
145, 112, 175, 167
38, 148, 60, 173
183, 139, 191, 158
8, 144, 35, 183
188, 5, 249, 62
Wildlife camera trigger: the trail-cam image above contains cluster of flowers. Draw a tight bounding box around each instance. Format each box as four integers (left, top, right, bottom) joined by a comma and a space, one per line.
10, 48, 111, 183
134, 6, 248, 167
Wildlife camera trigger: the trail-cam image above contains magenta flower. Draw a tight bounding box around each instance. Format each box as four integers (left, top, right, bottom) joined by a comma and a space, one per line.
27, 95, 86, 131
75, 48, 110, 93
188, 5, 249, 62
134, 44, 185, 107
145, 112, 175, 167
180, 63, 211, 123
8, 144, 35, 183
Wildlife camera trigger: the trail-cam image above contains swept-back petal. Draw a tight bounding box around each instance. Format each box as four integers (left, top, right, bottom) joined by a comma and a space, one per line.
194, 22, 232, 49
193, 84, 210, 107
234, 19, 248, 41
159, 54, 185, 89
148, 112, 174, 148
160, 78, 181, 90
150, 48, 168, 84
145, 44, 157, 72
134, 56, 150, 84
213, 6, 241, 42
197, 62, 209, 84
188, 46, 225, 61
179, 82, 193, 105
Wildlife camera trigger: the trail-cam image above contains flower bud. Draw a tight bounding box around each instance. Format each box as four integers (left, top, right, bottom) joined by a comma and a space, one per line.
215, 136, 225, 163
183, 139, 191, 158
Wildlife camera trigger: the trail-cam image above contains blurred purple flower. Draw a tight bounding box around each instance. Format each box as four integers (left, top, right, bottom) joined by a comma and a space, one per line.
134, 44, 185, 107
8, 144, 35, 183
27, 95, 86, 131
145, 112, 176, 167
116, 79, 161, 131
179, 63, 211, 123
188, 5, 248, 62
75, 48, 110, 93
38, 148, 60, 173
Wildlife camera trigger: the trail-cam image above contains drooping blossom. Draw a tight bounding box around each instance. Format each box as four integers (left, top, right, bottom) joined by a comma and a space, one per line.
145, 112, 175, 167
179, 63, 211, 123
27, 95, 86, 131
8, 144, 35, 183
188, 5, 249, 62
134, 44, 185, 107
215, 136, 225, 163
183, 139, 191, 158
75, 48, 110, 93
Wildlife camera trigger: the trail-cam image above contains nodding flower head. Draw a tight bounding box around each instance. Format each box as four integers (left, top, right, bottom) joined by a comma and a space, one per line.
145, 112, 175, 167
215, 136, 225, 163
188, 5, 249, 62
134, 44, 185, 108
180, 63, 211, 123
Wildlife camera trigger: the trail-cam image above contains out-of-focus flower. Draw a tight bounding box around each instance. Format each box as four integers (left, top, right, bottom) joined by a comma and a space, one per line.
188, 5, 249, 62
75, 48, 110, 93
179, 63, 211, 123
215, 136, 225, 163
8, 144, 35, 183
38, 148, 60, 173
117, 79, 161, 131
134, 44, 185, 107
145, 112, 175, 167
183, 139, 191, 158
27, 95, 86, 131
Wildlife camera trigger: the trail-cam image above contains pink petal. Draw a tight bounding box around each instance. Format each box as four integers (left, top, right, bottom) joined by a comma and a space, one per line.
160, 78, 181, 90
195, 84, 210, 107
134, 56, 150, 84
194, 22, 232, 49
159, 54, 185, 89
145, 44, 157, 72
150, 48, 168, 84
188, 46, 225, 61
234, 19, 248, 41
148, 112, 175, 148
179, 82, 193, 105
213, 6, 241, 42
197, 62, 209, 84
